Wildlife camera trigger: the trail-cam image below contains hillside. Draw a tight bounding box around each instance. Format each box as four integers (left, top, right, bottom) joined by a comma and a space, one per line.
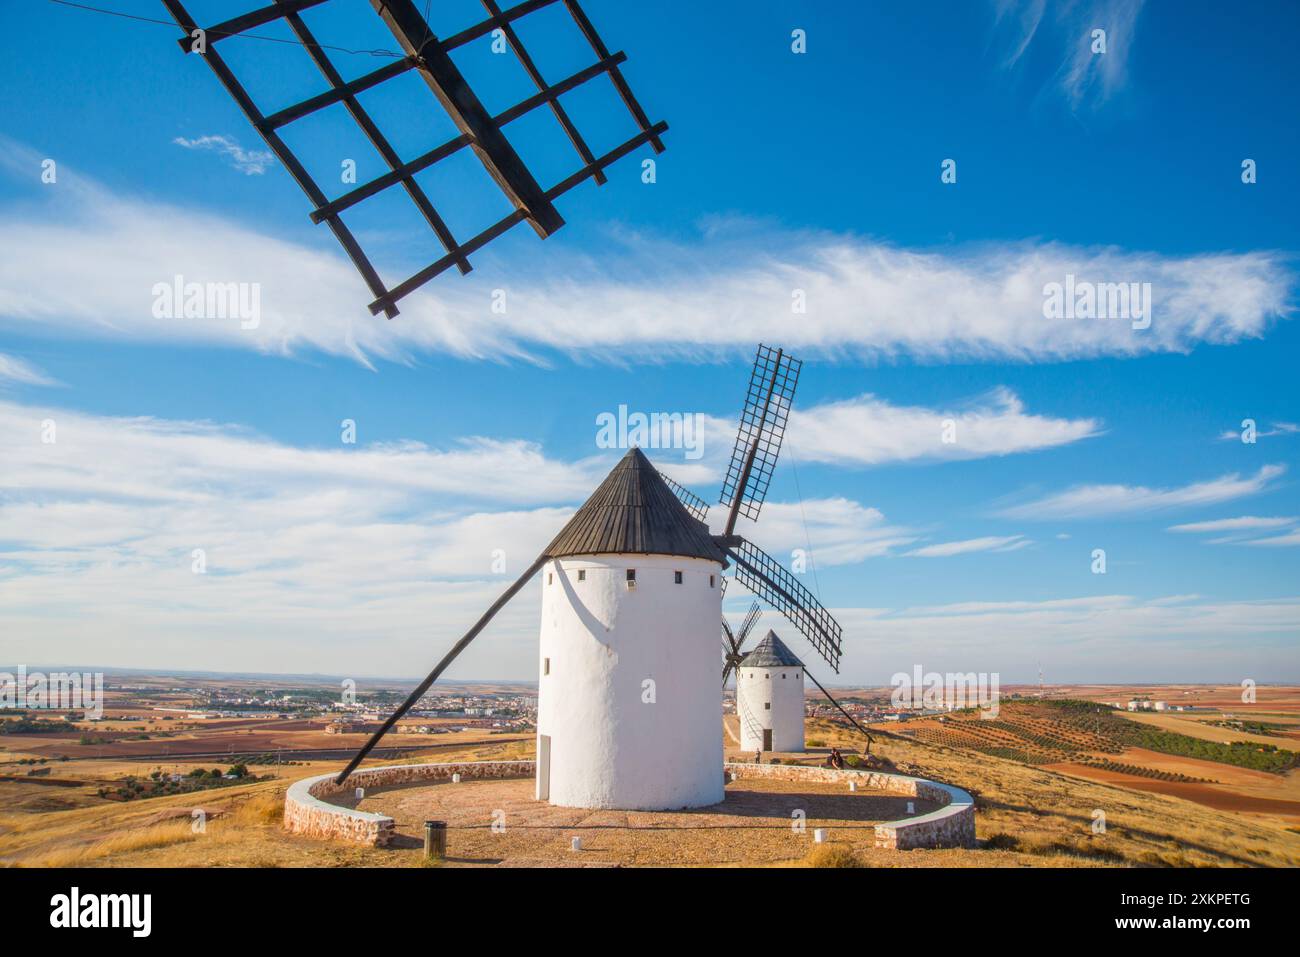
899, 700, 1299, 774
3, 720, 1298, 867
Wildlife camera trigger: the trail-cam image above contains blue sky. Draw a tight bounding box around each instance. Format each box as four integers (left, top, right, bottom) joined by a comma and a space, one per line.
1, 0, 1297, 684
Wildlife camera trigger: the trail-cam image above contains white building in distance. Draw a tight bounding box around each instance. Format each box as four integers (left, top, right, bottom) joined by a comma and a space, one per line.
737, 631, 806, 753
535, 448, 726, 811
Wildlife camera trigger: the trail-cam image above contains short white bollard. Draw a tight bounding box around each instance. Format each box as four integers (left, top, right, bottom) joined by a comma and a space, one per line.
451, 773, 461, 783
355, 787, 364, 800
907, 801, 915, 814
813, 828, 826, 843
571, 837, 582, 851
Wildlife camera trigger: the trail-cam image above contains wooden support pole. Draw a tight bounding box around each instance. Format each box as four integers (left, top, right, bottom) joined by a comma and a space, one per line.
369, 0, 564, 238
334, 553, 548, 785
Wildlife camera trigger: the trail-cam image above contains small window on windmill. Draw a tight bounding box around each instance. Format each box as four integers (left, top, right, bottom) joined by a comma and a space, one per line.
709, 575, 715, 588
673, 571, 683, 584
577, 569, 586, 582
765, 702, 771, 710
544, 657, 550, 676
548, 572, 553, 585
157, 0, 668, 318
626, 568, 636, 589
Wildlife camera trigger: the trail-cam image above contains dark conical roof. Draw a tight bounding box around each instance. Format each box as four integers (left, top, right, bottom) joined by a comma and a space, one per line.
544, 448, 726, 562
739, 630, 804, 669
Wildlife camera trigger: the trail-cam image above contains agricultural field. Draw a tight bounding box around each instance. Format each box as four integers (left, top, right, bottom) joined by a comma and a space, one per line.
4, 717, 1297, 868
4, 682, 1300, 867
891, 699, 1300, 829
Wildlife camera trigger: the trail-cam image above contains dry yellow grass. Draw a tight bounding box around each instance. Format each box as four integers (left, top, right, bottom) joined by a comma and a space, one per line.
831, 718, 1300, 867
802, 843, 865, 868
28, 820, 201, 867
3, 720, 1298, 867
1121, 710, 1297, 748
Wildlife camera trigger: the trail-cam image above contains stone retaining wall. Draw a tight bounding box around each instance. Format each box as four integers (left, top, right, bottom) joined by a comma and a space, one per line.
284, 759, 974, 851
723, 762, 976, 849
284, 760, 534, 846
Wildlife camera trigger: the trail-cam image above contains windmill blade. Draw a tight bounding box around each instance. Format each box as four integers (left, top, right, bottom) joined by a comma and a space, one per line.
804, 668, 874, 753
333, 552, 548, 785
158, 0, 666, 316
721, 617, 743, 687
725, 538, 842, 674
736, 600, 763, 644
721, 616, 737, 649
719, 344, 802, 535
658, 470, 710, 522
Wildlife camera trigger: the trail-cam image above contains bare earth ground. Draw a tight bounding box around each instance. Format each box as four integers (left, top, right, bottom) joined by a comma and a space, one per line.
4, 720, 1299, 867
1120, 709, 1300, 747
1045, 752, 1300, 821
353, 776, 940, 867
1066, 684, 1300, 715
7, 683, 1300, 868
896, 694, 1300, 829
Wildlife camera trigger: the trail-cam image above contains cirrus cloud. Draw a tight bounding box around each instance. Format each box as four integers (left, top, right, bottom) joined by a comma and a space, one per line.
905, 534, 1031, 558
0, 138, 1291, 368
998, 465, 1287, 520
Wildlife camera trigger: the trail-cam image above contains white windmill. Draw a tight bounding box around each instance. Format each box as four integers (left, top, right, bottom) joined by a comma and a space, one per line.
736, 630, 807, 754
336, 345, 849, 809
532, 446, 728, 808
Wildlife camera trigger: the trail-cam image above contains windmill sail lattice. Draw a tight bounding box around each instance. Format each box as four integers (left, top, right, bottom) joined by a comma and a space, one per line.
721, 599, 762, 686
160, 0, 666, 317
659, 470, 710, 523
335, 346, 849, 787
726, 538, 842, 674
719, 345, 801, 532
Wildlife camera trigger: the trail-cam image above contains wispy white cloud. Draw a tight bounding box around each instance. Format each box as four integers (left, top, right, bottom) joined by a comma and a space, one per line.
1059, 0, 1145, 108
905, 534, 1031, 558
656, 387, 1100, 486
1218, 421, 1300, 441
992, 0, 1047, 69
172, 134, 274, 175
788, 387, 1101, 467
1169, 516, 1297, 534
721, 498, 917, 568
994, 0, 1147, 110
834, 593, 1300, 682
1240, 529, 1300, 548
0, 396, 595, 674
998, 464, 1287, 520
0, 400, 601, 507
1167, 514, 1300, 547
0, 353, 56, 387
0, 141, 1290, 367
4, 393, 1294, 680
0, 398, 902, 674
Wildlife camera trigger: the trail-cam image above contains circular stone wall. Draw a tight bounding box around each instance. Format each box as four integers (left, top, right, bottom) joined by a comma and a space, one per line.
284, 760, 975, 853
